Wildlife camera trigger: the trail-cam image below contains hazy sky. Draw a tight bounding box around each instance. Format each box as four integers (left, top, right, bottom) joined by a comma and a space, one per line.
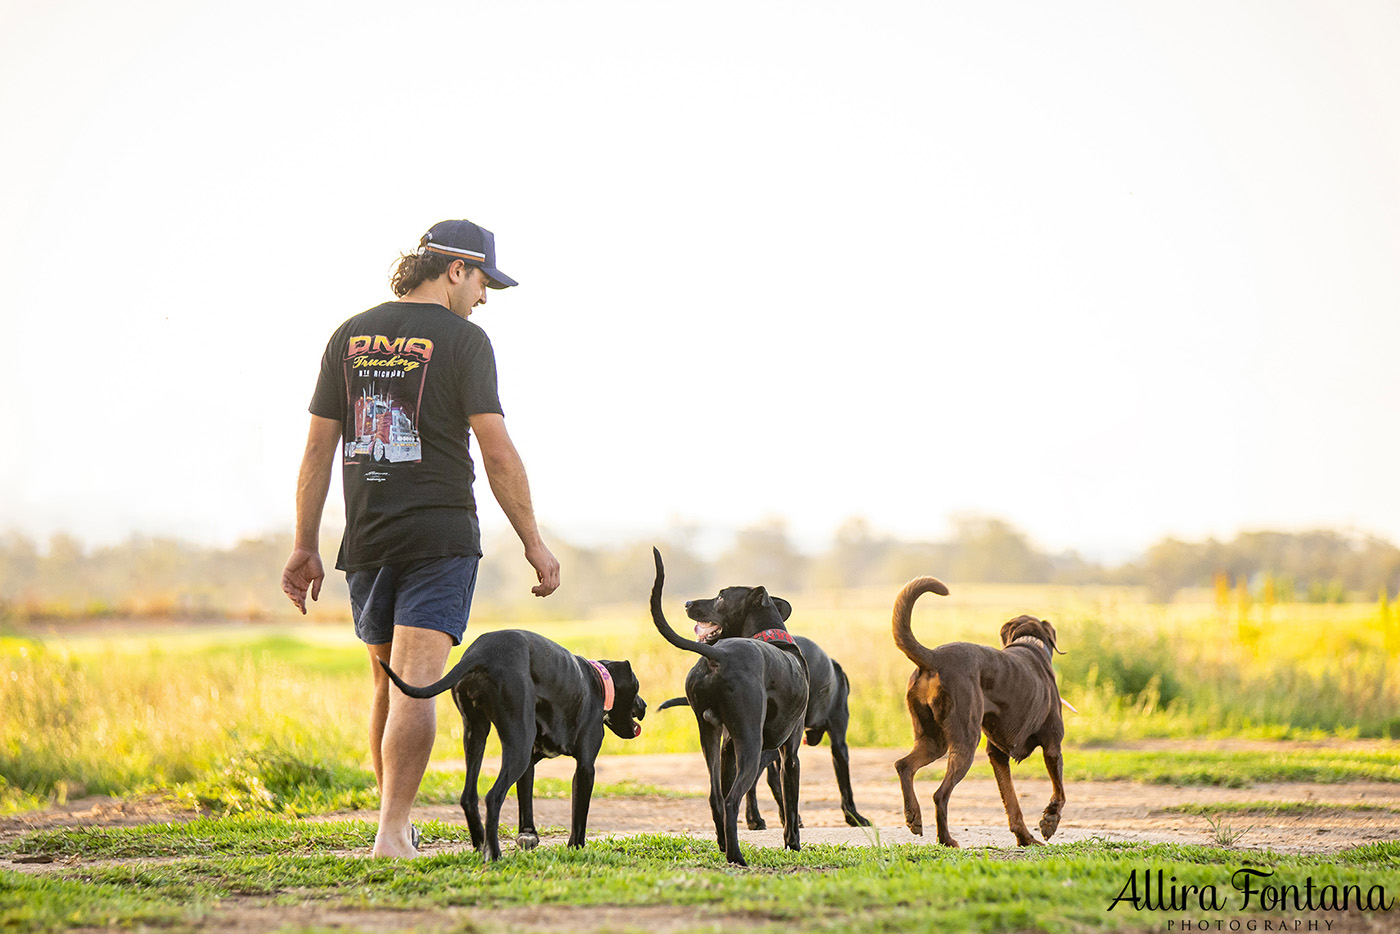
2, 0, 1398, 559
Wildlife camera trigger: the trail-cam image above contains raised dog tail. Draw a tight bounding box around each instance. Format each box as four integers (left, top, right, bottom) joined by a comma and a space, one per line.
891, 576, 951, 669
651, 547, 721, 659
378, 651, 475, 700
657, 696, 690, 710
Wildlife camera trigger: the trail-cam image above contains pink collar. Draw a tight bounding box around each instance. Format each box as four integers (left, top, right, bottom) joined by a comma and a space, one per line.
586, 659, 614, 711
753, 628, 795, 646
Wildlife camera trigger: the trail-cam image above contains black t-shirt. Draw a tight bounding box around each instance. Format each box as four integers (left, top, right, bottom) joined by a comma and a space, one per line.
309, 301, 503, 571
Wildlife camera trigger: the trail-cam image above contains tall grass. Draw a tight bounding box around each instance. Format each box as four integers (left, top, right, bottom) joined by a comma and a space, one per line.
2, 585, 1397, 813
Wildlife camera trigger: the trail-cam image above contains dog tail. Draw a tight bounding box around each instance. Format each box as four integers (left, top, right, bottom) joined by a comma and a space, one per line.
891, 576, 951, 669
657, 696, 690, 710
651, 547, 721, 660
378, 652, 475, 700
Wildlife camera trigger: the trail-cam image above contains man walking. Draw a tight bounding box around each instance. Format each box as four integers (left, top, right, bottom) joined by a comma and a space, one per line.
281, 219, 559, 858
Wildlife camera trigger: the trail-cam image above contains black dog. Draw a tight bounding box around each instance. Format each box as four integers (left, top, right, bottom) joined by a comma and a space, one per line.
746, 634, 870, 830
381, 629, 646, 861
661, 631, 870, 831
650, 548, 808, 865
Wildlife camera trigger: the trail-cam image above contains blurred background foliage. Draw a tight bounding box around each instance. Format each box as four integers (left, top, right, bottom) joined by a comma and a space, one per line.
2, 515, 1398, 623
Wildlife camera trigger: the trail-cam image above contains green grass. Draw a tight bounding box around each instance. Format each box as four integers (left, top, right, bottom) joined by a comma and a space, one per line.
1162, 800, 1400, 816
4, 593, 1400, 816
2, 827, 1397, 933
1060, 747, 1400, 786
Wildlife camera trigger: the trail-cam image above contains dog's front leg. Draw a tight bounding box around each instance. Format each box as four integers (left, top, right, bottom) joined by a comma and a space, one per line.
763, 757, 794, 828
987, 744, 1039, 846
515, 761, 540, 851
1039, 745, 1066, 840
567, 756, 596, 848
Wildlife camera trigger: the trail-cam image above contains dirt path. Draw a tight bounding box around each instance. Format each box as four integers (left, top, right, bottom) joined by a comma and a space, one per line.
402, 745, 1400, 854
6, 745, 1398, 859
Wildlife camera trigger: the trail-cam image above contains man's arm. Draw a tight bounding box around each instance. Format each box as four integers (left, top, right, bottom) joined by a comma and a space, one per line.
468, 412, 560, 597
281, 415, 342, 613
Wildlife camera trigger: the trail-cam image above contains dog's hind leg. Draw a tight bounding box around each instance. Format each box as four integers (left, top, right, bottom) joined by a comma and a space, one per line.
721, 726, 764, 865
986, 743, 1039, 846
895, 734, 944, 836
459, 706, 490, 852
482, 694, 535, 862
929, 742, 975, 848
777, 731, 802, 852
744, 777, 767, 831
1038, 743, 1066, 840
515, 761, 540, 851
825, 698, 869, 827
697, 714, 727, 854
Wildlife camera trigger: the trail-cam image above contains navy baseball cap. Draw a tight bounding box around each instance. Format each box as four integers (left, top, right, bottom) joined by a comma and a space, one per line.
421, 219, 518, 289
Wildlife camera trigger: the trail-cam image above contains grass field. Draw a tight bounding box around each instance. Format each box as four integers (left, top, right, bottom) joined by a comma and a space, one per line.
2, 584, 1399, 814
2, 587, 1399, 932
3, 826, 1397, 933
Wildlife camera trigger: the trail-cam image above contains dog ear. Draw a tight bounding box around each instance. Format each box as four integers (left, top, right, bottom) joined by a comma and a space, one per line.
772, 597, 793, 621
748, 586, 770, 608
998, 619, 1017, 646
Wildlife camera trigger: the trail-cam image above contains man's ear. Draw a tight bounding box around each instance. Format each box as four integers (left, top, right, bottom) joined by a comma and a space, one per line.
447, 259, 469, 282
772, 597, 793, 621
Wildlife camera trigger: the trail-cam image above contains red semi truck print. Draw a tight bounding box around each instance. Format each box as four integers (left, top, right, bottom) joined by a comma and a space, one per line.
344, 386, 422, 464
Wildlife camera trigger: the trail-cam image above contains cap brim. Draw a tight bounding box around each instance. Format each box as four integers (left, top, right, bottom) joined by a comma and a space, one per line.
483, 267, 517, 289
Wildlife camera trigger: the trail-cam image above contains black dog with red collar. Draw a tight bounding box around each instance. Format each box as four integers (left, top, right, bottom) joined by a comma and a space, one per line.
381, 630, 646, 861
650, 548, 810, 866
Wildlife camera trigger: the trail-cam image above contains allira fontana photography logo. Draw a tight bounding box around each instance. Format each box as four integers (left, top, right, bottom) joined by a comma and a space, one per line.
1107, 867, 1393, 931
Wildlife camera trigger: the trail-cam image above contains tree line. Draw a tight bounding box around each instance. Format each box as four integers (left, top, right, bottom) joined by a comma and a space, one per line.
1, 516, 1397, 622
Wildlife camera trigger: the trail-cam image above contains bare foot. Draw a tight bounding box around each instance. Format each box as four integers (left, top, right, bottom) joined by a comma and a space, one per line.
371, 826, 419, 858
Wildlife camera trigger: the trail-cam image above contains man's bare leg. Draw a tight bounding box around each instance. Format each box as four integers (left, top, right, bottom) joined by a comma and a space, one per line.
367, 643, 392, 792
372, 626, 452, 858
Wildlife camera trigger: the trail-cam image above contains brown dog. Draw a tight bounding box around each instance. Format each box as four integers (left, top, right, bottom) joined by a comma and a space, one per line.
892, 577, 1066, 847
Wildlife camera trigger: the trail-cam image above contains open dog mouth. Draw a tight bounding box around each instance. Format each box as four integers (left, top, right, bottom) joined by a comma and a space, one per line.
609, 716, 642, 737
693, 622, 721, 644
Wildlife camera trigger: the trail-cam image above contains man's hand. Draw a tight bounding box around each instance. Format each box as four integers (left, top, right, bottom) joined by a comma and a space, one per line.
526, 541, 560, 597
281, 547, 325, 614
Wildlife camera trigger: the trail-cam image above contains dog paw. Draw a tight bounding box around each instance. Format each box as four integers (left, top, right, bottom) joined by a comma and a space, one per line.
516, 832, 540, 851
845, 813, 872, 828
747, 818, 767, 831
1016, 835, 1043, 847
906, 822, 923, 836
1039, 812, 1061, 840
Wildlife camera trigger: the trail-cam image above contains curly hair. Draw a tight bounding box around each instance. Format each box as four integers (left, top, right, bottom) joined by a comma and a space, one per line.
389, 243, 457, 297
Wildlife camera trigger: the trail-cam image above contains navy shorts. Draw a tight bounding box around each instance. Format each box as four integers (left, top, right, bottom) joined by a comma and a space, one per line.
346, 555, 480, 646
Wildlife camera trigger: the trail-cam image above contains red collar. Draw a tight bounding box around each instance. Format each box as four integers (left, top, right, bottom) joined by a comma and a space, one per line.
753, 628, 795, 646
585, 659, 614, 711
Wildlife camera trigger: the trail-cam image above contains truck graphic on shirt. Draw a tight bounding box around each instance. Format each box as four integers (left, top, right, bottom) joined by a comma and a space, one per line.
344, 385, 422, 464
